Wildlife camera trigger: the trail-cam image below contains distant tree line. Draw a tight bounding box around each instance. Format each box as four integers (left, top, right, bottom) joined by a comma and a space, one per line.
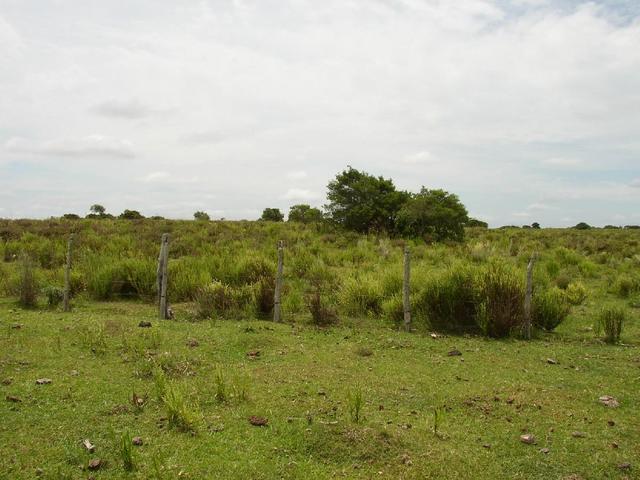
60, 167, 634, 242
261, 166, 472, 241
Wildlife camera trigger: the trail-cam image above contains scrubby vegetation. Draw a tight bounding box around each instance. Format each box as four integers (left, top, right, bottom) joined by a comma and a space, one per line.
1, 219, 639, 479
1, 218, 638, 340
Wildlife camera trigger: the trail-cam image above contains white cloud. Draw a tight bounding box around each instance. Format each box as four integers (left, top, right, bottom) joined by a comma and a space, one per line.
631, 178, 640, 188
282, 188, 318, 201
541, 157, 583, 167
286, 171, 308, 180
401, 151, 436, 164
0, 1, 639, 223
527, 203, 557, 211
4, 135, 135, 158
142, 171, 170, 182
89, 99, 154, 119
141, 171, 199, 184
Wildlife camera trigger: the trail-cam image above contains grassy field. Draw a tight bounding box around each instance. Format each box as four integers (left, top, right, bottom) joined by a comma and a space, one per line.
1, 299, 639, 479
1, 220, 639, 478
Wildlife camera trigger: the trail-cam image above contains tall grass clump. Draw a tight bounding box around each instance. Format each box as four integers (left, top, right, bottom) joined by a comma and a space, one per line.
476, 260, 524, 338
118, 431, 136, 471
532, 287, 571, 331
306, 261, 338, 326
253, 277, 275, 319
233, 255, 275, 285
381, 293, 404, 326
595, 306, 626, 344
194, 281, 252, 319
338, 274, 383, 317
18, 254, 38, 308
162, 383, 199, 432
85, 257, 155, 300
415, 263, 477, 333
169, 257, 212, 301
347, 388, 364, 423
42, 285, 64, 308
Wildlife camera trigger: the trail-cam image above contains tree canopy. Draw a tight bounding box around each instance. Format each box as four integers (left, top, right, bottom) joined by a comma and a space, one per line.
193, 211, 210, 221
325, 166, 409, 233
395, 188, 469, 242
260, 208, 284, 222
119, 209, 144, 220
288, 204, 323, 223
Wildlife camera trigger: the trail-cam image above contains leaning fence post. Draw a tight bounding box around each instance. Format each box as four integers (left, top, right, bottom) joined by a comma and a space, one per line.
158, 233, 170, 319
273, 240, 284, 323
63, 234, 74, 312
523, 252, 537, 340
403, 245, 411, 332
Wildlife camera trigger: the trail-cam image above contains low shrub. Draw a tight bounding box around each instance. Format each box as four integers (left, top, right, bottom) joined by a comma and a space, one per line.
476, 261, 524, 338
532, 287, 571, 331
415, 264, 477, 333
595, 306, 626, 344
565, 282, 588, 305
43, 285, 64, 308
614, 275, 639, 298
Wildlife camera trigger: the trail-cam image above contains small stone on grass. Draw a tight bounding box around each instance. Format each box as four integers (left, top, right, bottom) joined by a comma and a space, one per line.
520, 434, 536, 445
249, 415, 268, 426
599, 396, 619, 408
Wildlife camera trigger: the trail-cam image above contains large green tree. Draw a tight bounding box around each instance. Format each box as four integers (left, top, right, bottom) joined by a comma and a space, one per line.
325, 166, 409, 233
193, 211, 210, 221
395, 188, 469, 241
288, 204, 323, 223
260, 208, 284, 222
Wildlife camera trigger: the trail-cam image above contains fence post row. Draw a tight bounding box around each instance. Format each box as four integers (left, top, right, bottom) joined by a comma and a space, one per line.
523, 252, 537, 340
158, 233, 170, 319
63, 234, 74, 312
273, 240, 284, 323
403, 245, 411, 332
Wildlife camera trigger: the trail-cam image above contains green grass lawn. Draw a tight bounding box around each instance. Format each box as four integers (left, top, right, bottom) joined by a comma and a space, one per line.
1, 299, 638, 479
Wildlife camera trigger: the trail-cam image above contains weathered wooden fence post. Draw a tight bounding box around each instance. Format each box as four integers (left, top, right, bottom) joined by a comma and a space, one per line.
63, 234, 74, 312
523, 252, 537, 340
403, 245, 411, 332
157, 233, 170, 319
273, 240, 284, 323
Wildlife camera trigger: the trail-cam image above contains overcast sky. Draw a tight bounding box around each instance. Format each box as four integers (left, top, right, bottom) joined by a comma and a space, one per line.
1, 0, 639, 226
